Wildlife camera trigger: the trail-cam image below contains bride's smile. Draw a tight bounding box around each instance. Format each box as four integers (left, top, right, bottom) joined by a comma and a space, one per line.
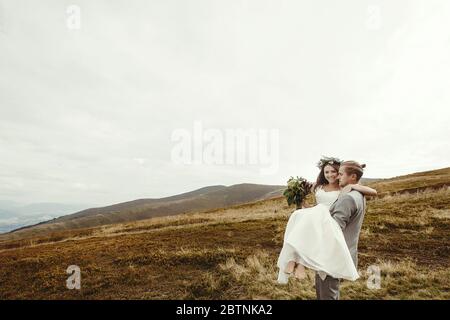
323, 165, 340, 190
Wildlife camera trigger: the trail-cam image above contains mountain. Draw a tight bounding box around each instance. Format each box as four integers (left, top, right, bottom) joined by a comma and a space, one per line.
366, 167, 450, 195
4, 183, 285, 238
0, 178, 384, 237
0, 203, 91, 234
0, 216, 58, 234
2, 168, 437, 239
360, 177, 381, 185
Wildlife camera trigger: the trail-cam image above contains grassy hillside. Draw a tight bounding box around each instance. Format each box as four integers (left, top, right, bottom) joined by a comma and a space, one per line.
369, 167, 450, 195
0, 168, 448, 299
2, 183, 285, 240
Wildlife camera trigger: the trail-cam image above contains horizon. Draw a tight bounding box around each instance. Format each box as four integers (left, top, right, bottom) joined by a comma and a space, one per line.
0, 164, 446, 209
0, 167, 450, 234
1, 165, 448, 234
1, 164, 449, 209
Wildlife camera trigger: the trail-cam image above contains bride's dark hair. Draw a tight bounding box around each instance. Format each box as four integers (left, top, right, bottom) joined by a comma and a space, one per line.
313, 156, 342, 192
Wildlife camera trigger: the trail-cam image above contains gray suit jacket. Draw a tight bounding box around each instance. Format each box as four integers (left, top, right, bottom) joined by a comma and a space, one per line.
329, 190, 366, 268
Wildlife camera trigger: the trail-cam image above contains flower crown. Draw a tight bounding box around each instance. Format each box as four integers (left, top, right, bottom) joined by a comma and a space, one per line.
316, 156, 342, 169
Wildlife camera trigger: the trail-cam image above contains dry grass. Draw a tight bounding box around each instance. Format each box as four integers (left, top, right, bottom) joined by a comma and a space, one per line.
0, 169, 448, 299
186, 251, 449, 300
370, 167, 450, 196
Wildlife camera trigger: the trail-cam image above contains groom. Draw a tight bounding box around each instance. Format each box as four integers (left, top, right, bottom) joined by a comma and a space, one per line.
315, 160, 367, 300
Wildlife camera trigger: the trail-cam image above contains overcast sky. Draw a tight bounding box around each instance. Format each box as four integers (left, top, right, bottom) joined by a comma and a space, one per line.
1, 0, 449, 207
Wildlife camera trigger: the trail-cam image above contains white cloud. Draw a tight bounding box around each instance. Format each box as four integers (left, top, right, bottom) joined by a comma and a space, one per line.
0, 0, 449, 206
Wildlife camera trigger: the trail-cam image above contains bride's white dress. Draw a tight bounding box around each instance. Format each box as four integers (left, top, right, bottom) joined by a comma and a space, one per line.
276, 187, 360, 284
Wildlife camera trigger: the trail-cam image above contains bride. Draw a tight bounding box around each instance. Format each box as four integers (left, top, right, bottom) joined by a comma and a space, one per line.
276, 157, 377, 284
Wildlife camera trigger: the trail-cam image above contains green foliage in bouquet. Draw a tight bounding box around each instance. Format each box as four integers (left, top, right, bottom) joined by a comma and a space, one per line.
283, 176, 313, 209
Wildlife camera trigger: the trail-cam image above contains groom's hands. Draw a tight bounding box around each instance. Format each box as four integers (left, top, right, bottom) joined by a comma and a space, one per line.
306, 181, 314, 192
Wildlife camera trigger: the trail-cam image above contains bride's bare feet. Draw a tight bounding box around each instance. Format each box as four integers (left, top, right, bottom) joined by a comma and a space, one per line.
284, 261, 296, 274
294, 263, 307, 279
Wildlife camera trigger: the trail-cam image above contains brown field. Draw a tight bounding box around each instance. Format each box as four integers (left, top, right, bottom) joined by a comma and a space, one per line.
0, 168, 449, 299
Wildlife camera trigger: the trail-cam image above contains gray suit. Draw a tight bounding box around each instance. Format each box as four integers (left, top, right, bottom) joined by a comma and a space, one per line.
315, 190, 366, 300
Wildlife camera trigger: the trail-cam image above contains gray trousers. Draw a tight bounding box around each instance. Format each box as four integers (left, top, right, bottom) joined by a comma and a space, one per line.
315, 273, 340, 300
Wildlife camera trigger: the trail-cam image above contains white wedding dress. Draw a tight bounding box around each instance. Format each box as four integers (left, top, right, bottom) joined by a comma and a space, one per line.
276, 187, 360, 284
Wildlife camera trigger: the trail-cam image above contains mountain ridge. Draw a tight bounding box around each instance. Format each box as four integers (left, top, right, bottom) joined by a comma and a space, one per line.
4, 168, 447, 239
5, 183, 285, 238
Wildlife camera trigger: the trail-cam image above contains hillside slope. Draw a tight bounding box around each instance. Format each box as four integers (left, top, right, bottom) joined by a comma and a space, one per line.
4, 183, 285, 240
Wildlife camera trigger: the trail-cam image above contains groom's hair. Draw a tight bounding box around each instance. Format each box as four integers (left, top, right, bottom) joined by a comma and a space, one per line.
341, 161, 366, 182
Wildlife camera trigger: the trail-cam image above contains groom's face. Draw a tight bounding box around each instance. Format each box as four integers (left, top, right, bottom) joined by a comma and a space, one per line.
338, 166, 352, 187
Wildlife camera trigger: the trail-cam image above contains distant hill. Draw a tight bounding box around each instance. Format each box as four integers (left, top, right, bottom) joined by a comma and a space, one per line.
5, 167, 447, 240
360, 177, 381, 185
0, 203, 90, 234
5, 183, 285, 239
367, 167, 450, 195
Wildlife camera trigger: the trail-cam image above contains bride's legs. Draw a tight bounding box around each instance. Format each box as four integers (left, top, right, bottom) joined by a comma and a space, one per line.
284, 260, 296, 274
294, 263, 307, 280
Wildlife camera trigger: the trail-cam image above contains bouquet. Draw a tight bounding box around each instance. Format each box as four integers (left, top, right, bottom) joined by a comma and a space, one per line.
283, 176, 313, 209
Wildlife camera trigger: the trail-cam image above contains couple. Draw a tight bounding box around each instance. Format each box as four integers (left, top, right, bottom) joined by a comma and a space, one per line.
276, 157, 377, 300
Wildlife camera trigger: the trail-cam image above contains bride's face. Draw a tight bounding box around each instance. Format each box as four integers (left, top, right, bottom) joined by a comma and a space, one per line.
324, 165, 338, 184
